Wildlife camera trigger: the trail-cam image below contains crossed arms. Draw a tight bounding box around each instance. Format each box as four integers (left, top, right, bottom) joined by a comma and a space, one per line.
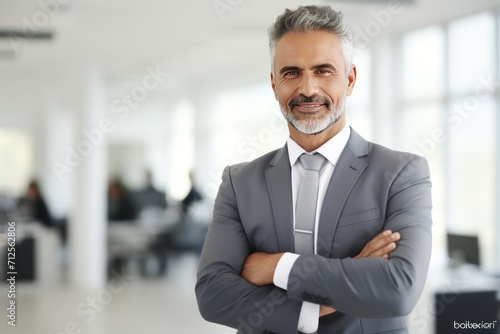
196, 155, 432, 333
240, 229, 402, 317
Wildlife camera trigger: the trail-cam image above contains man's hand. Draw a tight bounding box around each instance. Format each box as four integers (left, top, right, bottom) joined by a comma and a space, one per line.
240, 230, 401, 316
241, 252, 284, 286
320, 230, 401, 317
354, 230, 400, 260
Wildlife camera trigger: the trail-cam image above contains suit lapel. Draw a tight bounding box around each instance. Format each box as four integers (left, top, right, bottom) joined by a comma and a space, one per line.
316, 129, 369, 257
265, 145, 295, 253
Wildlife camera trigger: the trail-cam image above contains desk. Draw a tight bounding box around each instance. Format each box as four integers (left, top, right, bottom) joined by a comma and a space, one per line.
107, 206, 185, 276
407, 263, 500, 334
108, 206, 181, 257
0, 222, 62, 284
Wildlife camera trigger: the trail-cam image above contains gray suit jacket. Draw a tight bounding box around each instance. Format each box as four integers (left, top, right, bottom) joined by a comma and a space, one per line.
196, 128, 432, 334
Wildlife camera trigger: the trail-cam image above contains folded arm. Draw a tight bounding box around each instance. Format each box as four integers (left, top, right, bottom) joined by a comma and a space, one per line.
241, 155, 431, 319
242, 229, 402, 317
286, 156, 432, 318
195, 166, 302, 333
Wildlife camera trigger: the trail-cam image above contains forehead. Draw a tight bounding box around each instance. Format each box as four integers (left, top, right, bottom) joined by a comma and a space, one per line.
273, 30, 345, 71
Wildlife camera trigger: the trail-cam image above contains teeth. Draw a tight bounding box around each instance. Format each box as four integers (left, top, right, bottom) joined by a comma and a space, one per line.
299, 104, 321, 108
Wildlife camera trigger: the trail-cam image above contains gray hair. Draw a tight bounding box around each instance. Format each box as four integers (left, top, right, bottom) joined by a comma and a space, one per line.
268, 5, 353, 73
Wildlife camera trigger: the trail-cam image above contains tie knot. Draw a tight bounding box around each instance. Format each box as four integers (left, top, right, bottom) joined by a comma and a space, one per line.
300, 153, 325, 171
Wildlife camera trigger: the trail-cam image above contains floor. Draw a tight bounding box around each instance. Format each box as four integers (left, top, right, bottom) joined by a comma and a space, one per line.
1, 251, 490, 334
0, 253, 235, 334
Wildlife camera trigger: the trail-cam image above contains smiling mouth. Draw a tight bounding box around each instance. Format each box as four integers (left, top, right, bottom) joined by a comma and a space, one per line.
292, 103, 326, 113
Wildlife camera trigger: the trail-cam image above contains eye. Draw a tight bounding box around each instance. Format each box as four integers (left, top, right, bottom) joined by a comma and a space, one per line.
283, 71, 299, 77
316, 69, 332, 75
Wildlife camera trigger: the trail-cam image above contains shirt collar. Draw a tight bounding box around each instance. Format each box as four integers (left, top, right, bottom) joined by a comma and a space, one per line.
287, 124, 351, 167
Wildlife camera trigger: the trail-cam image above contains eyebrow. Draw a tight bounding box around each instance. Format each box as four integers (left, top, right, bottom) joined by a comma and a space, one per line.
279, 63, 339, 75
312, 63, 339, 73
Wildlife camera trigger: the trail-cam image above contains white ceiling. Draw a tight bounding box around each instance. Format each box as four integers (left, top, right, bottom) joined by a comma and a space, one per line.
0, 0, 499, 117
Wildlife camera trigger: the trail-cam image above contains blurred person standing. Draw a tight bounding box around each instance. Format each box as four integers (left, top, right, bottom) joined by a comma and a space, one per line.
181, 171, 203, 215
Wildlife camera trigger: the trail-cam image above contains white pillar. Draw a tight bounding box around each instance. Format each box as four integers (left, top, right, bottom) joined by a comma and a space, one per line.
68, 65, 107, 289
193, 92, 219, 202
371, 37, 396, 148
41, 103, 75, 219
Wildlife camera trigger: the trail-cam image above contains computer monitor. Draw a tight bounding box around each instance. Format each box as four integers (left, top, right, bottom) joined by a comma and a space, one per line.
446, 233, 480, 266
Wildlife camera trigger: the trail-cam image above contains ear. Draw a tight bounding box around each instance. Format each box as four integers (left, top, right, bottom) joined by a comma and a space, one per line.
270, 72, 278, 100
345, 64, 357, 97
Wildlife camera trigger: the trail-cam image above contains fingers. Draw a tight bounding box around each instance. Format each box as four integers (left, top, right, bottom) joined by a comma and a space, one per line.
372, 230, 400, 254
355, 230, 401, 259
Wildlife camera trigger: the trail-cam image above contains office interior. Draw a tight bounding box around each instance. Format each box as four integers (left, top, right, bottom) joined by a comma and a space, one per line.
1, 0, 500, 333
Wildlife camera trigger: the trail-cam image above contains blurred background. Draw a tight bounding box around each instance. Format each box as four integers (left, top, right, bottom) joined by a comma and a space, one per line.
0, 0, 499, 333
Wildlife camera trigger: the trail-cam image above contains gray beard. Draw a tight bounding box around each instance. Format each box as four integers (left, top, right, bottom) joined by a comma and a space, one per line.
280, 95, 346, 135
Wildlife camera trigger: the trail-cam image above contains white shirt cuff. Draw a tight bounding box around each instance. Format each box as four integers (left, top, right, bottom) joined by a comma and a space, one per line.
298, 302, 320, 333
273, 253, 320, 333
273, 252, 299, 290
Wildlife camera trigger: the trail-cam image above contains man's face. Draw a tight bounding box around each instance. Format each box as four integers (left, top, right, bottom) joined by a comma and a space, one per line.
271, 30, 356, 135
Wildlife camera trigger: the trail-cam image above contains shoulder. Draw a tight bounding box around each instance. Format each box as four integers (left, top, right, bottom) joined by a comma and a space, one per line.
217, 146, 285, 200
372, 141, 427, 166
363, 141, 430, 185
348, 129, 429, 177
226, 146, 286, 178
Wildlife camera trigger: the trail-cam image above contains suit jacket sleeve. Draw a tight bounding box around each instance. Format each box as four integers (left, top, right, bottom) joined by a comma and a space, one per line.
286, 155, 432, 318
195, 166, 302, 333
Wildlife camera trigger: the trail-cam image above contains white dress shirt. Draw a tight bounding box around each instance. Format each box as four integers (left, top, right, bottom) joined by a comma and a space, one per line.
273, 124, 351, 333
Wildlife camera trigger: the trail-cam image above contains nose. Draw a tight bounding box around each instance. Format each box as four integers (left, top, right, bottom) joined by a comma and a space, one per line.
298, 72, 319, 97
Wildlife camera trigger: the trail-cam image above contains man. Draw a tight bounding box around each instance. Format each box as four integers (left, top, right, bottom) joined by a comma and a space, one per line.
196, 5, 432, 334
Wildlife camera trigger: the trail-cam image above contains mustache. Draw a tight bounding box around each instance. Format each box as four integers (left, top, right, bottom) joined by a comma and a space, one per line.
288, 95, 331, 109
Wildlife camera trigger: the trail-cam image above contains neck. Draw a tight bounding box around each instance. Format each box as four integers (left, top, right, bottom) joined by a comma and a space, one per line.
289, 116, 346, 152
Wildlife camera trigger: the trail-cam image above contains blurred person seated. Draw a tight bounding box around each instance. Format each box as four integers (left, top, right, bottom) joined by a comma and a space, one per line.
10, 180, 58, 281
107, 178, 138, 221
131, 170, 168, 218
107, 178, 140, 277
17, 179, 53, 227
131, 170, 174, 277
15, 180, 68, 247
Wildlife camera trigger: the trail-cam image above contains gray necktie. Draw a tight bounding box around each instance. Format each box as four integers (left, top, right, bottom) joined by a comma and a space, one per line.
294, 153, 325, 255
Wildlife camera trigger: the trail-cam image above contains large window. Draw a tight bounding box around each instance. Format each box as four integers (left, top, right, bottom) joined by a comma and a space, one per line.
0, 128, 33, 196
398, 26, 447, 262
348, 48, 373, 139
398, 11, 500, 267
212, 83, 287, 168
198, 82, 289, 200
